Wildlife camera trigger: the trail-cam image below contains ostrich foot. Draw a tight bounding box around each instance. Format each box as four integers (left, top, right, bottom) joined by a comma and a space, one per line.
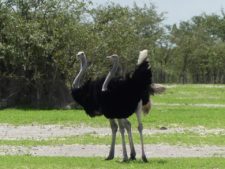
122, 156, 129, 162
142, 155, 148, 163
130, 152, 136, 160
105, 154, 114, 160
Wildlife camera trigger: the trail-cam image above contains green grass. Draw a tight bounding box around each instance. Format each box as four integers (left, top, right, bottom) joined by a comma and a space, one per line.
1, 84, 225, 128
0, 85, 224, 168
146, 105, 225, 128
0, 132, 224, 146
1, 85, 225, 128
153, 84, 225, 105
0, 109, 106, 126
1, 106, 225, 128
0, 156, 224, 169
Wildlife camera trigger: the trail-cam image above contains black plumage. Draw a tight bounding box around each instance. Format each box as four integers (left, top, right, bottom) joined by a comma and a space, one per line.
71, 78, 104, 117
71, 51, 104, 117
71, 50, 155, 162
71, 52, 153, 118
100, 60, 153, 119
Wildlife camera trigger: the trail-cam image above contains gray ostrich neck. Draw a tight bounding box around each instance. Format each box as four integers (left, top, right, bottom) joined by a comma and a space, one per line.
72, 56, 88, 89
102, 59, 119, 91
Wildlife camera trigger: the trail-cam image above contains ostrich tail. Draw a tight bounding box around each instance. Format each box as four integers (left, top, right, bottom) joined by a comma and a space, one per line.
132, 49, 152, 87
137, 49, 149, 65
134, 49, 152, 115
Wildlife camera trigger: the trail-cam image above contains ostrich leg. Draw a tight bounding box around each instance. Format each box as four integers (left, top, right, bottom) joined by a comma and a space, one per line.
124, 119, 136, 160
106, 119, 118, 160
118, 119, 128, 162
136, 101, 148, 162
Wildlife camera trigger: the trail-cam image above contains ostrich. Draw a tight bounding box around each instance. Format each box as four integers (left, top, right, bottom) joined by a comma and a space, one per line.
100, 50, 153, 162
71, 51, 164, 162
71, 51, 104, 117
71, 51, 139, 161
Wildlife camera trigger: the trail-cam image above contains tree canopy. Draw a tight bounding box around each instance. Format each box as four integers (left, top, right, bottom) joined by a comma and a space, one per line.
0, 0, 224, 107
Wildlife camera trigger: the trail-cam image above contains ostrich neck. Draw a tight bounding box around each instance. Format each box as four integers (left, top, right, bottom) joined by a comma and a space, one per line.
72, 57, 88, 89
102, 59, 118, 91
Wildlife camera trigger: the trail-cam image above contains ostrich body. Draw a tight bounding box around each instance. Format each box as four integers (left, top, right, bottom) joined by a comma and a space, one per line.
71, 50, 161, 162
71, 52, 104, 117
100, 50, 152, 162
101, 52, 153, 119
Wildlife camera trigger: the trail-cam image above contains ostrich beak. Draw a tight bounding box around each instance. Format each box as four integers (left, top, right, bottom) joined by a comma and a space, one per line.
106, 54, 118, 60
106, 55, 112, 59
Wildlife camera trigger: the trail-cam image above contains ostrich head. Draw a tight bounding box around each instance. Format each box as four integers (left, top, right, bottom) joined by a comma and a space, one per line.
102, 54, 119, 91
72, 51, 88, 89
106, 54, 119, 62
76, 51, 88, 68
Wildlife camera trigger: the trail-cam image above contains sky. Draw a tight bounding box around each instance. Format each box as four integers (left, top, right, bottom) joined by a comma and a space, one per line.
91, 0, 225, 25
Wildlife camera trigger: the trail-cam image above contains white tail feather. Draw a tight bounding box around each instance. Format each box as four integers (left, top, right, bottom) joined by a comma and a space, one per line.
137, 49, 148, 65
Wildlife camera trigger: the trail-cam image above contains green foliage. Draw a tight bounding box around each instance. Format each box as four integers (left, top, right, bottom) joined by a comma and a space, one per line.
0, 0, 94, 107
1, 1, 225, 108
0, 0, 164, 107
168, 13, 225, 83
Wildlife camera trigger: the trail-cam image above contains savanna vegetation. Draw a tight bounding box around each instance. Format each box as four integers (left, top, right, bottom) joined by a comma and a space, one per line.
0, 0, 225, 108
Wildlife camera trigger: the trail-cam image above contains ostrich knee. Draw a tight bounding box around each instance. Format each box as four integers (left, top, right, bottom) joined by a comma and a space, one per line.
111, 122, 118, 133
138, 123, 143, 133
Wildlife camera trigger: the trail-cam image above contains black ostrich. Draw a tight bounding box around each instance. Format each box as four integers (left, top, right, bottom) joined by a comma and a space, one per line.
100, 50, 153, 162
71, 50, 164, 162
71, 51, 104, 117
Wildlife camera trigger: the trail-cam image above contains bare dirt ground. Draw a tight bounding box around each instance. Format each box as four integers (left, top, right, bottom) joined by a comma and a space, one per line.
0, 124, 224, 140
0, 124, 224, 158
0, 144, 224, 158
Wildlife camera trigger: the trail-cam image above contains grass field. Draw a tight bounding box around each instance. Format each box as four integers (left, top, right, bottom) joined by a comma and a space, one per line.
0, 156, 224, 169
1, 106, 225, 128
1, 85, 225, 128
0, 84, 224, 168
153, 84, 225, 104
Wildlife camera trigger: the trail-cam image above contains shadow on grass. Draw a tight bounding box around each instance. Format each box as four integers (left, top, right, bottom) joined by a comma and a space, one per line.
112, 158, 168, 165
